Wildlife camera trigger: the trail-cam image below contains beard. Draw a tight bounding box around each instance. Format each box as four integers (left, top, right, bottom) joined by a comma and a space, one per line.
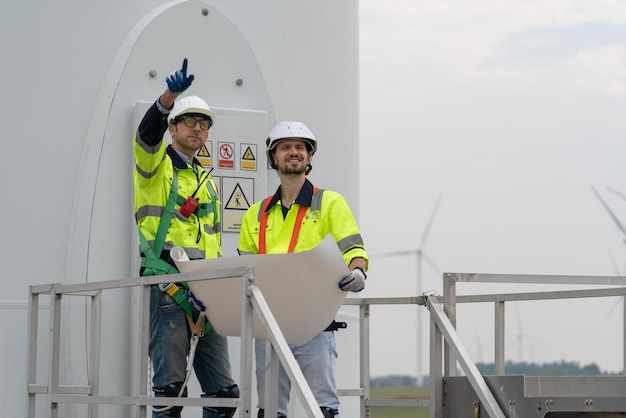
277, 158, 309, 175
278, 164, 308, 175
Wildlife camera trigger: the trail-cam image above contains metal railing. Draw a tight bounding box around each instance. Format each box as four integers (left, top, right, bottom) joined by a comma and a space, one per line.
25, 267, 325, 418
341, 296, 430, 411
25, 270, 626, 417
429, 273, 626, 418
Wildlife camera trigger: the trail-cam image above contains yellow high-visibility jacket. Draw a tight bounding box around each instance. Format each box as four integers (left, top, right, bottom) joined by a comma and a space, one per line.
238, 179, 367, 267
133, 102, 222, 262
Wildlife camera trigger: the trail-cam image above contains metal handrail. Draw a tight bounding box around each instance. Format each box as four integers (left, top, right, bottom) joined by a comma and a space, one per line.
26, 271, 626, 418
444, 273, 626, 377
25, 267, 324, 418
431, 273, 626, 418
25, 279, 430, 417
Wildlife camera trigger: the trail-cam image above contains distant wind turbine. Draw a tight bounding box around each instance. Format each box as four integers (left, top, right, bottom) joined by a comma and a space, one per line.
507, 307, 545, 363
372, 194, 443, 287
370, 194, 442, 386
591, 186, 626, 319
591, 186, 626, 245
604, 251, 625, 320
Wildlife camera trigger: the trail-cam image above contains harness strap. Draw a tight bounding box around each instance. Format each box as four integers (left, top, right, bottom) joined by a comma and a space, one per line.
140, 255, 178, 275
289, 205, 308, 253
137, 166, 213, 334
258, 197, 272, 255
258, 187, 318, 255
137, 170, 181, 276
154, 169, 180, 257
160, 282, 208, 336
173, 171, 218, 219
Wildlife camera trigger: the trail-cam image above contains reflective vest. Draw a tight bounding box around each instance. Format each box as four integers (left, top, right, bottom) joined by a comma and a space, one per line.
133, 138, 222, 263
133, 106, 219, 335
238, 182, 368, 267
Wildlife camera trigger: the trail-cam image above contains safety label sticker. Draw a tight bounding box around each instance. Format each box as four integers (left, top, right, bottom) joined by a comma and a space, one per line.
225, 183, 251, 210
196, 142, 212, 167
240, 144, 257, 171
222, 176, 254, 232
218, 141, 235, 169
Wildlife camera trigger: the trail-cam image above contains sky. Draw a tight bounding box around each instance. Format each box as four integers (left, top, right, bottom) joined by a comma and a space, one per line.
357, 0, 626, 378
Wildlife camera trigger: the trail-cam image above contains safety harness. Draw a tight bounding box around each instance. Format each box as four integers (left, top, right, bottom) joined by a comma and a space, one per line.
258, 187, 320, 255
257, 188, 346, 333
139, 162, 220, 414
137, 165, 216, 336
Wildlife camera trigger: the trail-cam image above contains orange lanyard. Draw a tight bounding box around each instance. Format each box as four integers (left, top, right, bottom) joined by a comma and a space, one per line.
258, 188, 317, 254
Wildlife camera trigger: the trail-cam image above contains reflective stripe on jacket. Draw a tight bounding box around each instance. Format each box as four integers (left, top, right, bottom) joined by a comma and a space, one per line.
238, 179, 368, 267
133, 101, 222, 260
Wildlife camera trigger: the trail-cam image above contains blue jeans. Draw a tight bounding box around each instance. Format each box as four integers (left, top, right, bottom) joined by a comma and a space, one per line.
255, 331, 339, 417
150, 285, 236, 418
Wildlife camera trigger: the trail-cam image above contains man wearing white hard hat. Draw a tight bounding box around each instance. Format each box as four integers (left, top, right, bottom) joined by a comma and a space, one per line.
238, 121, 369, 418
133, 58, 239, 418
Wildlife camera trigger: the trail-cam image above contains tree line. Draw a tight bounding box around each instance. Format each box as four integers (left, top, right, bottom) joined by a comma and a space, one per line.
371, 360, 622, 387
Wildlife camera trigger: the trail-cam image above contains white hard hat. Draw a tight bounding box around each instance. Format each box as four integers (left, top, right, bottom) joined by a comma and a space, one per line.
266, 121, 317, 151
167, 95, 216, 125
265, 121, 317, 172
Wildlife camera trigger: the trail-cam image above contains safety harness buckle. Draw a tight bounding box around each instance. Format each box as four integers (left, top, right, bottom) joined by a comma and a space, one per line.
159, 282, 173, 292
187, 311, 206, 337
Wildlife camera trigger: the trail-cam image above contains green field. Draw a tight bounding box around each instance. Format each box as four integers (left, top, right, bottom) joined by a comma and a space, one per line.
370, 386, 429, 418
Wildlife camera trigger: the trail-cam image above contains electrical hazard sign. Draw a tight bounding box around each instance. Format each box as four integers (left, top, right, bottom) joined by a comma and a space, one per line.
196, 142, 212, 167
240, 144, 257, 171
222, 177, 254, 232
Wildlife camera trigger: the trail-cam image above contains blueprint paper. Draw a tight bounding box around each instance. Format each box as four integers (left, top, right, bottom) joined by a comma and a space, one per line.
170, 235, 349, 344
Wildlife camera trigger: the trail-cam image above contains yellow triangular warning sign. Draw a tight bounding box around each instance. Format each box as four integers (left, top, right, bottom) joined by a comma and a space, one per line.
198, 145, 210, 157
242, 147, 255, 160
225, 183, 251, 210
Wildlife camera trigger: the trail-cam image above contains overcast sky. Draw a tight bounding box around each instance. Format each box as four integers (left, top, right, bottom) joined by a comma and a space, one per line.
357, 0, 626, 378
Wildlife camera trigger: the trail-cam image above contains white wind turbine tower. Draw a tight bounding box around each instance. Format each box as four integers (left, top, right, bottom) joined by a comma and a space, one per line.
371, 195, 442, 386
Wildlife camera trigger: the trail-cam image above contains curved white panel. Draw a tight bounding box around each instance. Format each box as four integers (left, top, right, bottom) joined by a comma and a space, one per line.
64, 2, 273, 413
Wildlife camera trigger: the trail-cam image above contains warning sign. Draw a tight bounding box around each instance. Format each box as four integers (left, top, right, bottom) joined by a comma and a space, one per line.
196, 142, 212, 167
222, 177, 254, 231
225, 183, 251, 210
218, 142, 235, 169
240, 144, 257, 171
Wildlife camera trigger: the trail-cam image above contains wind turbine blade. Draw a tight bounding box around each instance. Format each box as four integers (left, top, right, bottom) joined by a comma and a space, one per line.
421, 252, 442, 277
609, 252, 621, 276
506, 335, 522, 349
524, 334, 547, 346
420, 194, 442, 249
604, 252, 626, 321
516, 306, 523, 335
608, 187, 626, 201
370, 249, 417, 258
604, 296, 622, 321
591, 186, 626, 236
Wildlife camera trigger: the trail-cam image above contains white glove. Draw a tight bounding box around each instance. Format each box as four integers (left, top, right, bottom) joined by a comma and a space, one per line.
338, 267, 366, 292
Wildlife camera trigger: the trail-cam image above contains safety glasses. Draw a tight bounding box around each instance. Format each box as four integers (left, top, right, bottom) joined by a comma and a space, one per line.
177, 116, 213, 131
